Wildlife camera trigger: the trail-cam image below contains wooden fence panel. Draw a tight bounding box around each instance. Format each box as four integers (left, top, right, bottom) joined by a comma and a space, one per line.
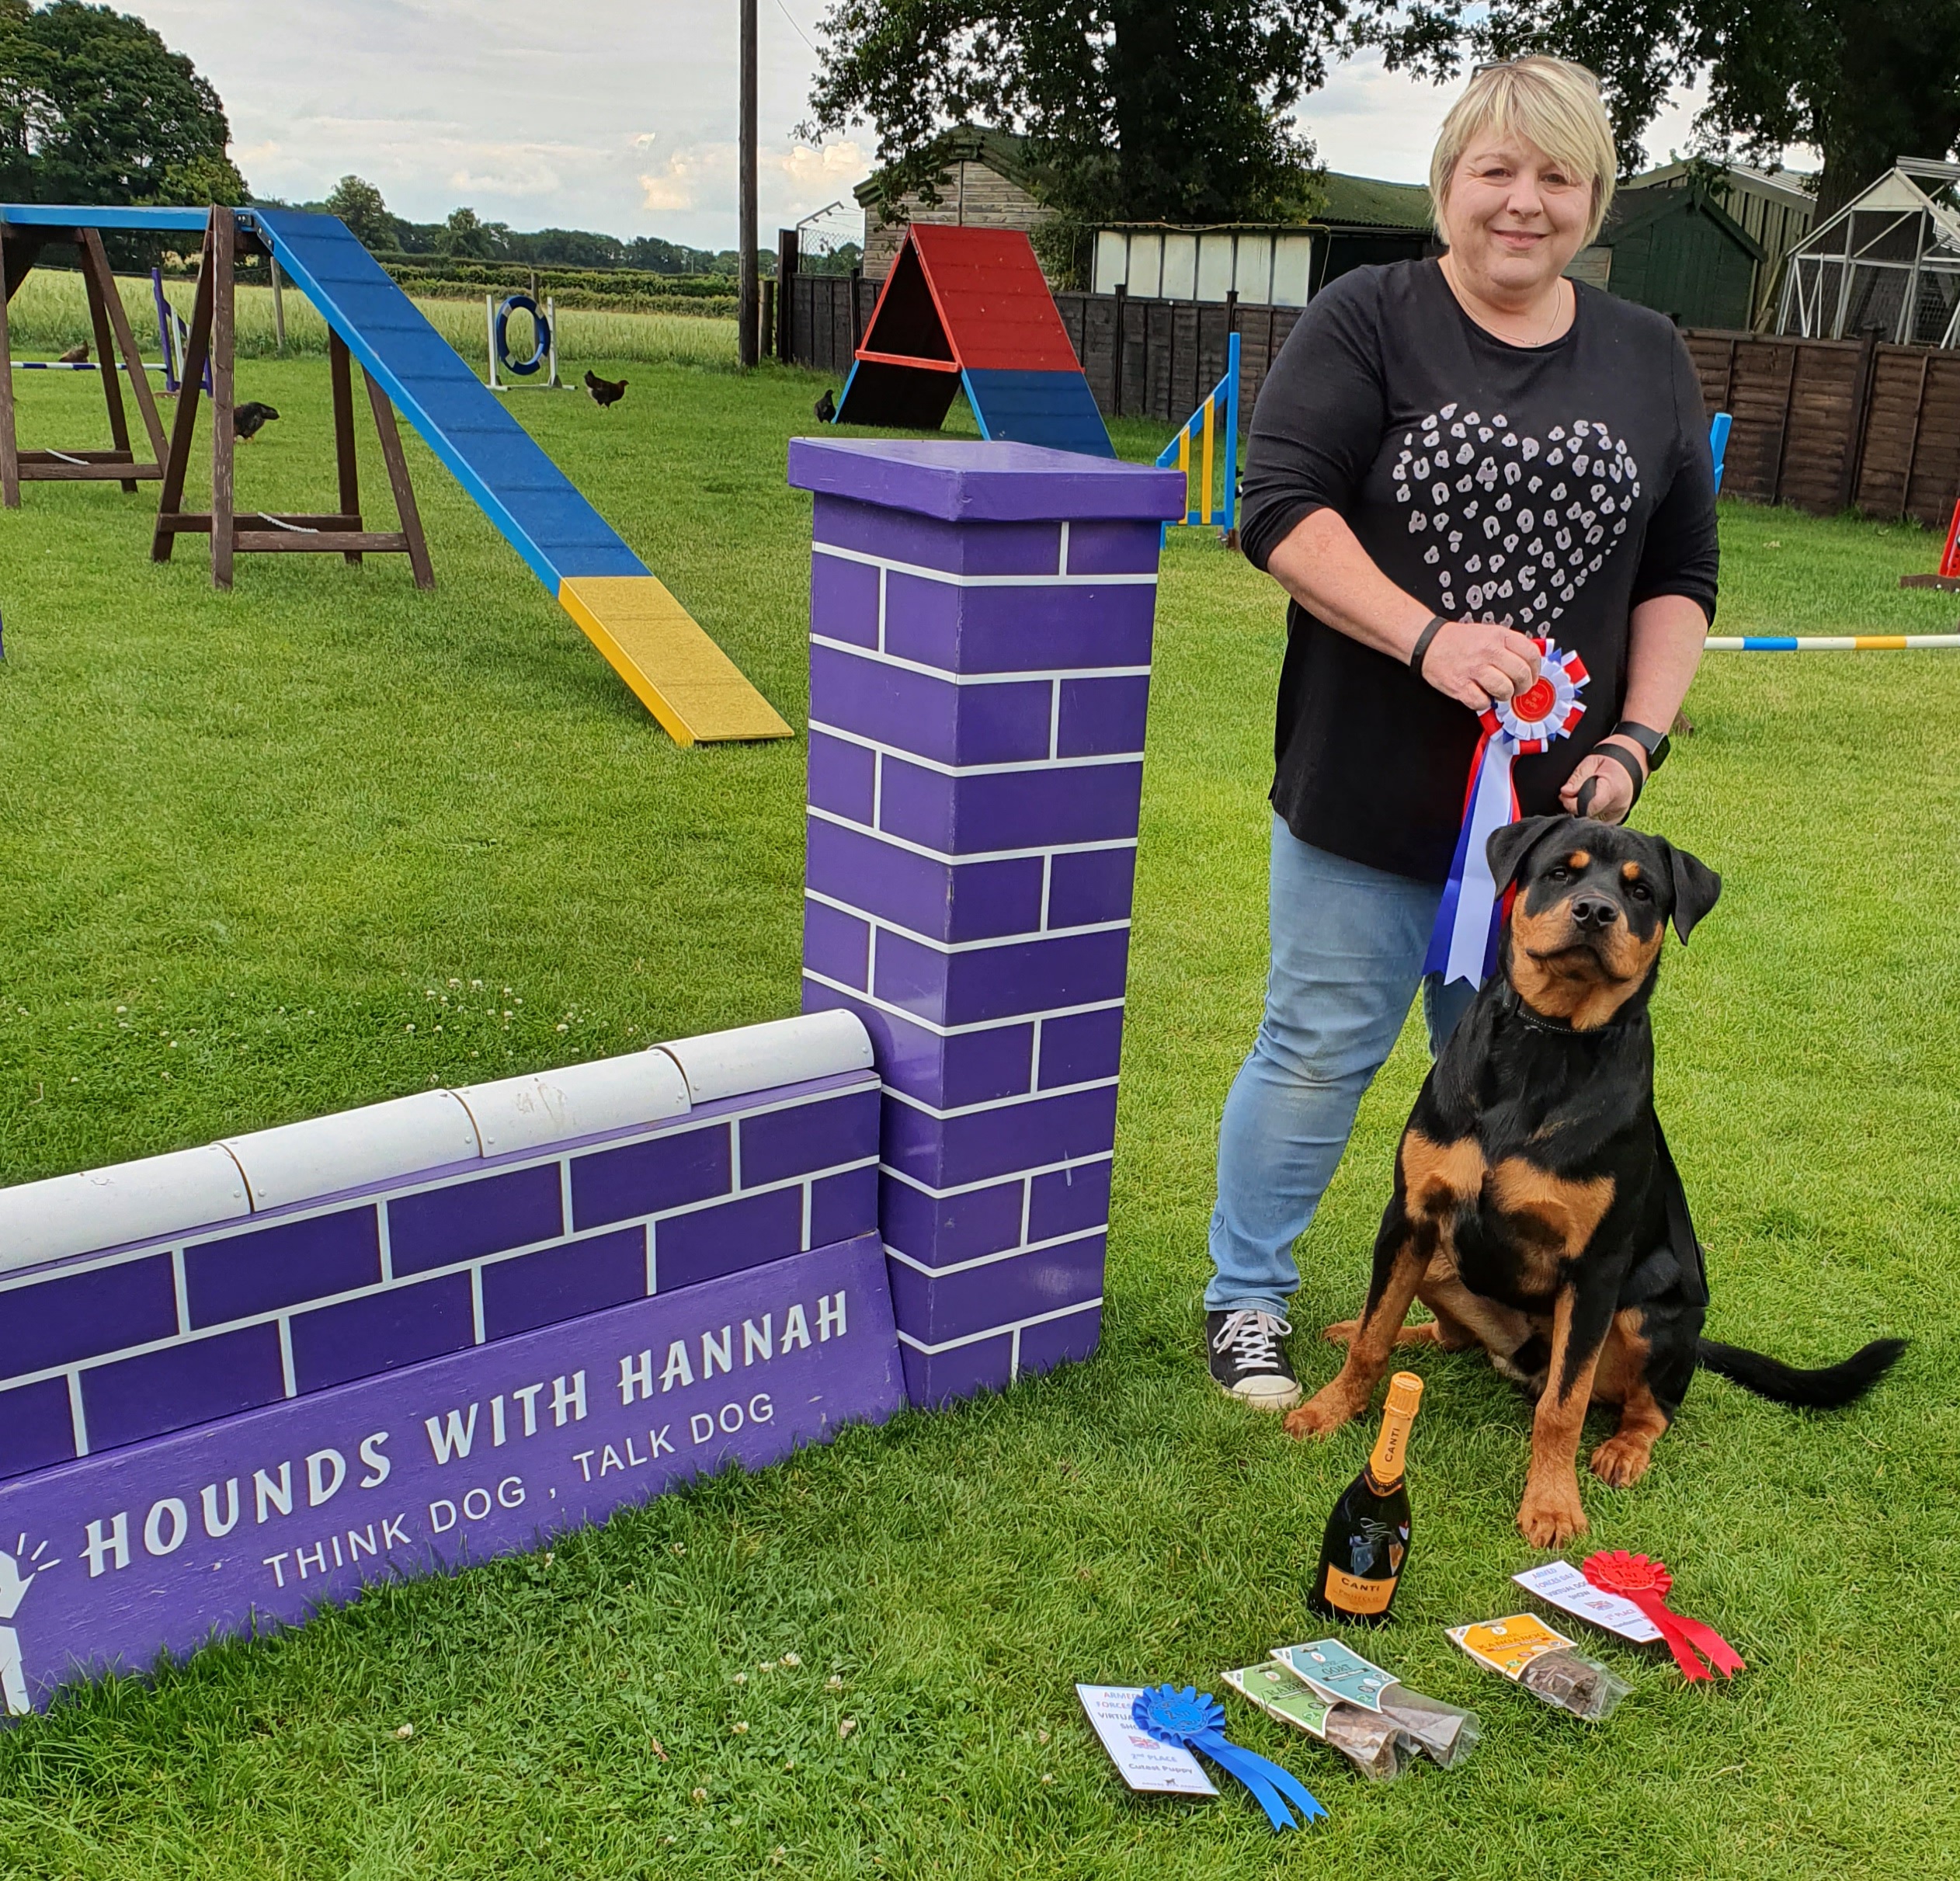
1854, 349, 1932, 519
780, 296, 1960, 516
1904, 356, 1960, 529
1778, 342, 1862, 515
1680, 328, 1960, 525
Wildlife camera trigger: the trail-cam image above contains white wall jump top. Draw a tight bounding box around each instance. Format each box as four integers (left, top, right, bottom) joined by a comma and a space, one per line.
221, 1089, 482, 1213
0, 1010, 874, 1277
457, 1051, 691, 1157
658, 1010, 874, 1105
0, 1144, 251, 1278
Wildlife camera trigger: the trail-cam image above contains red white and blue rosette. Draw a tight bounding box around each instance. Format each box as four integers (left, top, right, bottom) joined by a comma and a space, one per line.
1423, 638, 1589, 987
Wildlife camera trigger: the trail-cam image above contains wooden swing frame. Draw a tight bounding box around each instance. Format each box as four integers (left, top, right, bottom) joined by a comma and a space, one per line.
0, 222, 170, 504
151, 208, 433, 589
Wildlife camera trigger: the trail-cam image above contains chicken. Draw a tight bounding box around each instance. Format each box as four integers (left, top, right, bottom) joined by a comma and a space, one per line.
232, 401, 280, 441
814, 388, 836, 423
58, 342, 89, 363
584, 370, 627, 409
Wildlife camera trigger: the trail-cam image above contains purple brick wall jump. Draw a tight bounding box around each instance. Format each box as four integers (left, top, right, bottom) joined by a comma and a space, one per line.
791, 437, 1182, 1408
82, 1322, 287, 1453
288, 1272, 477, 1394
0, 1376, 75, 1479
389, 1165, 564, 1276
185, 1208, 381, 1326
1, 1257, 177, 1377
571, 1123, 731, 1233
0, 1058, 882, 1484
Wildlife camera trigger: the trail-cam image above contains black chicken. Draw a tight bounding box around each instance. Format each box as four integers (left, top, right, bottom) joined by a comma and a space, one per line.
814, 388, 836, 423
233, 401, 280, 441
585, 369, 627, 409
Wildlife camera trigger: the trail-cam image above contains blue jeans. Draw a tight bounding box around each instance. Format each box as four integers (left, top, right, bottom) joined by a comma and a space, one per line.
1205, 817, 1478, 1319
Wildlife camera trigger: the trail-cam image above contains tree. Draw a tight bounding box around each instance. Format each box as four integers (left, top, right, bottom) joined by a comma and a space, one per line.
0, 0, 244, 204
440, 206, 508, 259
325, 174, 394, 249
805, 0, 1339, 226
1355, 0, 1960, 217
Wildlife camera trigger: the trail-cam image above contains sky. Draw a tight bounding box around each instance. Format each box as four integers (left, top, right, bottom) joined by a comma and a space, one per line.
135, 2, 1791, 252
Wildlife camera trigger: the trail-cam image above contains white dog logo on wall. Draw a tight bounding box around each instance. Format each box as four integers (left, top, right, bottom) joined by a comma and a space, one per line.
1392, 403, 1640, 630
1, 1535, 57, 1716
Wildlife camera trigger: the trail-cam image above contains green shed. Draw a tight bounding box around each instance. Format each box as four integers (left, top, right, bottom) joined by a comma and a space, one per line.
1567, 183, 1765, 329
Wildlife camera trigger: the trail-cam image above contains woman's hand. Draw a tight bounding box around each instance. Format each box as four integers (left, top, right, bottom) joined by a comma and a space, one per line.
1560, 737, 1648, 824
1418, 617, 1542, 711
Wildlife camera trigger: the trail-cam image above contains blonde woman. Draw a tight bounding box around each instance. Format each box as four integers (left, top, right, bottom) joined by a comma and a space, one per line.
1205, 56, 1718, 1410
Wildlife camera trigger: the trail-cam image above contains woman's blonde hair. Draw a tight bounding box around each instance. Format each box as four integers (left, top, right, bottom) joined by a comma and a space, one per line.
1430, 56, 1619, 246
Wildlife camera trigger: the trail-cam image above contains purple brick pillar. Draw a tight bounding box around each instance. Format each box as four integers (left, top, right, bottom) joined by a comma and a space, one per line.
788, 439, 1186, 1407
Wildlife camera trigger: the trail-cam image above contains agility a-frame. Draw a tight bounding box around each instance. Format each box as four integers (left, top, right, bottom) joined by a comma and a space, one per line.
832, 223, 1114, 457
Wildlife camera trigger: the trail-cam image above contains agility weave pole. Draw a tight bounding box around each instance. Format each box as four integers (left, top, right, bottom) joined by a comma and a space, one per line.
0, 438, 1185, 1719
1156, 332, 1240, 534
1705, 635, 1960, 650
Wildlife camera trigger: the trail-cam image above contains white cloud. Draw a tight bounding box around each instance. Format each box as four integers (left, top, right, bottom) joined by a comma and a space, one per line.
777, 141, 867, 189
639, 145, 734, 214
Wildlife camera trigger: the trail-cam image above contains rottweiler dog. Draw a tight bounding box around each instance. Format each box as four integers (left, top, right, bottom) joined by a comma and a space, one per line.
1284, 815, 1904, 1547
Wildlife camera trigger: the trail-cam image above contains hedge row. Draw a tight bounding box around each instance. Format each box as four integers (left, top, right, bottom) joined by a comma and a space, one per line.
371, 257, 743, 301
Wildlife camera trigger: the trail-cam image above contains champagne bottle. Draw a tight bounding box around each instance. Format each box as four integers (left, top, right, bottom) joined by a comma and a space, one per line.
1308, 1372, 1423, 1625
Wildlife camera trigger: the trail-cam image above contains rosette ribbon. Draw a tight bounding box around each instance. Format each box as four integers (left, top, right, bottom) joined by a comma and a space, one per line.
1582, 1550, 1744, 1683
1131, 1685, 1327, 1831
1424, 638, 1590, 987
1427, 635, 1591, 983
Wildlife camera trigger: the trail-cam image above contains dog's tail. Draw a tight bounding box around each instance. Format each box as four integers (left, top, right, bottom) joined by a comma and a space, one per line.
1697, 1336, 1905, 1410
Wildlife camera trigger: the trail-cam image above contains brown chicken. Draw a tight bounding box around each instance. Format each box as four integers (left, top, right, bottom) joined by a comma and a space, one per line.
58, 342, 89, 363
584, 369, 627, 409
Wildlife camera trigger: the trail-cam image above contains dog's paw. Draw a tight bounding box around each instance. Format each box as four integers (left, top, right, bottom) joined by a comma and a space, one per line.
1284, 1388, 1358, 1440
1588, 1434, 1655, 1489
1516, 1481, 1589, 1549
1322, 1319, 1361, 1345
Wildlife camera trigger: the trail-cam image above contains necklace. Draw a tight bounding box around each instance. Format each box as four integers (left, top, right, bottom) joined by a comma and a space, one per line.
1440, 255, 1570, 347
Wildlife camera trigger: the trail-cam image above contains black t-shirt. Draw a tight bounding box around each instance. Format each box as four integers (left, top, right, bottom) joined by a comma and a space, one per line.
1239, 259, 1720, 883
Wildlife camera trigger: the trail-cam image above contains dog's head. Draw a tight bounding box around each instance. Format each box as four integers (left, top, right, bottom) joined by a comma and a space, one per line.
1486, 816, 1720, 1029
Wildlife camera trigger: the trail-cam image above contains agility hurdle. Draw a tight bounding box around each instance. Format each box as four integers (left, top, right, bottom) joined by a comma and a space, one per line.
1705, 635, 1960, 650
9, 361, 167, 374
0, 437, 1185, 1718
1155, 332, 1239, 533
485, 293, 561, 392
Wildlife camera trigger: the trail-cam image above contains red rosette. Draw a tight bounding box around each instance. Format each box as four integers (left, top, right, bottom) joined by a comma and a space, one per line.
1582, 1549, 1743, 1683
1582, 1549, 1673, 1600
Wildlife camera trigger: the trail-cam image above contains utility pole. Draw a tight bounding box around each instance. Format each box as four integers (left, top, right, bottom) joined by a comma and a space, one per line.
738, 0, 759, 369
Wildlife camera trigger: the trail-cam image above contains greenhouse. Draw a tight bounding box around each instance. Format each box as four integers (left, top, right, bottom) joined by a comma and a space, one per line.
1778, 159, 1960, 346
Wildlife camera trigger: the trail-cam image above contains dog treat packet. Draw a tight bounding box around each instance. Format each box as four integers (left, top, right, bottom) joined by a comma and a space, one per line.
1374, 1685, 1482, 1768
1222, 1663, 1412, 1782
1447, 1615, 1632, 1723
1272, 1641, 1479, 1770
1321, 1702, 1415, 1781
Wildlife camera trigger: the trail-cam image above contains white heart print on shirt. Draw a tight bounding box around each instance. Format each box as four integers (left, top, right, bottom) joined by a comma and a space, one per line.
1392, 402, 1640, 630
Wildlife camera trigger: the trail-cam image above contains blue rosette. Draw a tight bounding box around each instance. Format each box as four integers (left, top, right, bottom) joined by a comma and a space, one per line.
1131, 1685, 1328, 1831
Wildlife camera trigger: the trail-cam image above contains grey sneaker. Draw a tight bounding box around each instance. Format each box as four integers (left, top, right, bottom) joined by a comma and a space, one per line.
1207, 1309, 1301, 1411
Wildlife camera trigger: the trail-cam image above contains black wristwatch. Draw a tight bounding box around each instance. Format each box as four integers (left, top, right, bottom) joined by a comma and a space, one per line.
1609, 719, 1670, 773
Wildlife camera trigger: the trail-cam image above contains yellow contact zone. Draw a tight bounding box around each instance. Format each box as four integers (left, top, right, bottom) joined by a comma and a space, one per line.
554, 574, 794, 746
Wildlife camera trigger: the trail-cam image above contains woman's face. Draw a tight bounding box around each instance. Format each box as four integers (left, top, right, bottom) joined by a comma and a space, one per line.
1440, 130, 1593, 300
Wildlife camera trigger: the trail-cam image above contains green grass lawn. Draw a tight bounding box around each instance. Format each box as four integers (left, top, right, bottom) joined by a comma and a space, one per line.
1, 354, 1957, 1879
